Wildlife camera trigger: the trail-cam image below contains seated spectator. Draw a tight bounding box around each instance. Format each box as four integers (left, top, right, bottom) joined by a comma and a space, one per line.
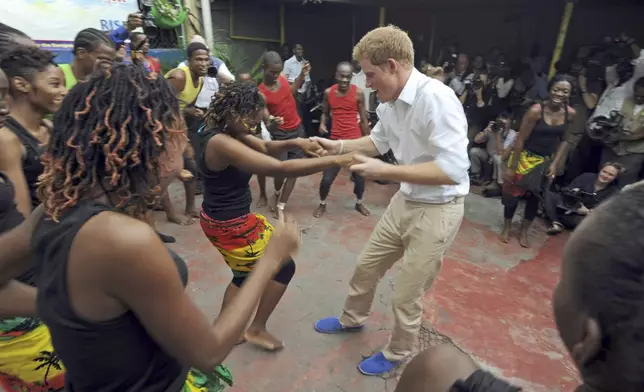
469, 111, 516, 189
394, 184, 644, 392
544, 162, 623, 235
597, 77, 644, 186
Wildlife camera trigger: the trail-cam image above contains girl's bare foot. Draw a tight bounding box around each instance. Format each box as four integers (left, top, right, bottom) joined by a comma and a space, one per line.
185, 208, 199, 219
500, 220, 512, 243
244, 328, 284, 352
256, 194, 268, 208
268, 193, 279, 212
167, 214, 196, 226
519, 230, 530, 248
500, 227, 511, 243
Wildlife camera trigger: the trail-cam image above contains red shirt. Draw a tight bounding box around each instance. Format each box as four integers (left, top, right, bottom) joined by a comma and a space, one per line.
259, 75, 301, 131
146, 57, 161, 74
328, 84, 361, 140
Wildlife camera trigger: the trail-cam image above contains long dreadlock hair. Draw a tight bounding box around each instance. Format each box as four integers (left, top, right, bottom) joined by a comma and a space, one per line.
204, 80, 265, 132
38, 63, 184, 221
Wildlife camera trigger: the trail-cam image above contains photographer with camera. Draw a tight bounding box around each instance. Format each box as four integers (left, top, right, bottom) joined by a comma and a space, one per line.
447, 53, 471, 95
107, 12, 145, 46
596, 77, 644, 186
460, 69, 493, 139
544, 162, 623, 235
469, 112, 517, 190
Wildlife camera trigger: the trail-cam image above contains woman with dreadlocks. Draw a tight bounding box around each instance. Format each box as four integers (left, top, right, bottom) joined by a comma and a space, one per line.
199, 81, 352, 351
0, 46, 66, 217
23, 63, 300, 391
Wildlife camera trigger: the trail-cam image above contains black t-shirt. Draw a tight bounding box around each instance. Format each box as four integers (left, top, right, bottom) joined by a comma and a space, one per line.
569, 172, 619, 208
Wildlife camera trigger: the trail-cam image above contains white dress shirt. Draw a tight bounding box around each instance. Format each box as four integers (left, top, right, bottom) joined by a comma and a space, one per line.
283, 55, 311, 94
370, 69, 470, 203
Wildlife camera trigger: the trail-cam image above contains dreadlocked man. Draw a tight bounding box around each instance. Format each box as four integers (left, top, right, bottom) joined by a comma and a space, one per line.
198, 81, 351, 351
28, 63, 300, 391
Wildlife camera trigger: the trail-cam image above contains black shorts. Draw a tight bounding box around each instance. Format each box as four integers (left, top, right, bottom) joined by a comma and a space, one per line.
270, 124, 305, 161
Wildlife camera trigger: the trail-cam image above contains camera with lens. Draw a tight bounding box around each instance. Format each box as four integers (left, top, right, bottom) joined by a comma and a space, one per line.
442, 53, 458, 75
137, 0, 158, 39
490, 120, 505, 133
588, 110, 625, 143
560, 188, 597, 211
467, 76, 484, 91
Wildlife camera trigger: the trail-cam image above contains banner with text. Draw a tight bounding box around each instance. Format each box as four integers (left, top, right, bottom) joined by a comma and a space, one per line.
0, 0, 138, 51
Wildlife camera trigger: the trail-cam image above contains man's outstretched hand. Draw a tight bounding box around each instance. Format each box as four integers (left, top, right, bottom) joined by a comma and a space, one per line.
297, 138, 326, 157
349, 154, 391, 180
309, 137, 341, 156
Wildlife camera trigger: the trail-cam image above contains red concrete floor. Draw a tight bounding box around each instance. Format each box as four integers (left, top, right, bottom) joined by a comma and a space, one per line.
157, 170, 579, 392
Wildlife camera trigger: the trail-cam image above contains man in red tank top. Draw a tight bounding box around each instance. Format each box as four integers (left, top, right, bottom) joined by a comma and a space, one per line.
314, 62, 371, 218
256, 51, 311, 217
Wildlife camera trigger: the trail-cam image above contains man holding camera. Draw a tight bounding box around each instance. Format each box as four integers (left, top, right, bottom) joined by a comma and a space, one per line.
469, 112, 517, 191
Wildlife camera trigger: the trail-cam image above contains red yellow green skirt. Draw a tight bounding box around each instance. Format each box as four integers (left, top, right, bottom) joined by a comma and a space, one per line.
200, 211, 274, 277
504, 150, 548, 198
0, 319, 65, 391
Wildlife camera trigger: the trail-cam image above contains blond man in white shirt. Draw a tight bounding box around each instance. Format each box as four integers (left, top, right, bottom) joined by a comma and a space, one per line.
313, 25, 469, 376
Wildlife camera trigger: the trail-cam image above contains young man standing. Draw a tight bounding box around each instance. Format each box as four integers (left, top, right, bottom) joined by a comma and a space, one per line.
313, 26, 469, 376
257, 51, 310, 217
163, 42, 209, 225
314, 62, 371, 218
283, 43, 313, 135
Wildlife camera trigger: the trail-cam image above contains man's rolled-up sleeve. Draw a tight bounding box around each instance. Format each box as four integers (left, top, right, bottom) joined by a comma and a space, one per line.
369, 121, 390, 155
430, 104, 470, 183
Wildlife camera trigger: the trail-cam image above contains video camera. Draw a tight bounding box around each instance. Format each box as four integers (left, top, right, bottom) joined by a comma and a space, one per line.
588, 110, 626, 144
560, 188, 597, 211
137, 0, 158, 39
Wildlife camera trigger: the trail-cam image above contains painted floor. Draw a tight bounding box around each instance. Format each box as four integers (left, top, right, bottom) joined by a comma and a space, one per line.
158, 170, 579, 392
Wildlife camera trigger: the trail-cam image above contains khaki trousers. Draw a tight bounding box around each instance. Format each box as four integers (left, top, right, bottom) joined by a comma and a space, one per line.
339, 192, 464, 362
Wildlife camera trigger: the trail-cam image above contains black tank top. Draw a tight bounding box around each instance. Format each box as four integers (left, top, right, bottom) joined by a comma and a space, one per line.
199, 128, 252, 221
524, 104, 569, 157
33, 201, 189, 391
0, 171, 24, 234
5, 116, 45, 208
0, 172, 36, 285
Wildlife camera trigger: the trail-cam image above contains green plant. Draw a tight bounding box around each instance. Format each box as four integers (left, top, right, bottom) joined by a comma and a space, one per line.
209, 29, 264, 81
